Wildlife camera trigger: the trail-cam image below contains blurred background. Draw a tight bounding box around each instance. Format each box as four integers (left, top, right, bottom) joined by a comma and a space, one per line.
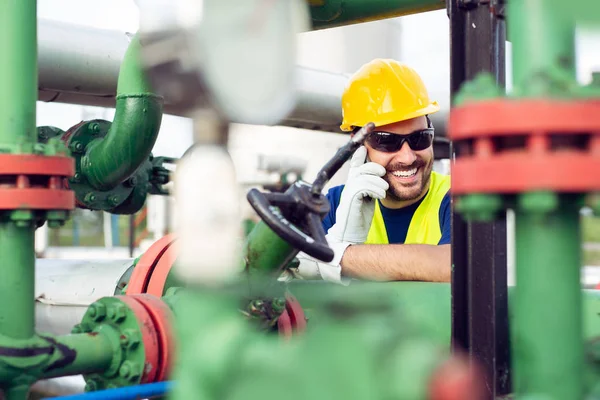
35, 0, 600, 281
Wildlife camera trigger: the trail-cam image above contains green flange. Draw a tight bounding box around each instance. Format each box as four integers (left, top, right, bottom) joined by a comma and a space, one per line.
74, 297, 149, 390
62, 120, 151, 214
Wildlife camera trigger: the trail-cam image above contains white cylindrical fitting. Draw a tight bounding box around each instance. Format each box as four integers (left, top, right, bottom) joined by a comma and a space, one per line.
173, 144, 243, 285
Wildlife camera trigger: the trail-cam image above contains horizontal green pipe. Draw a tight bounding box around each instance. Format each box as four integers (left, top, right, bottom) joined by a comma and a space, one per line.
310, 0, 445, 30
291, 281, 600, 355
245, 221, 297, 274
41, 331, 114, 379
0, 0, 37, 151
81, 35, 163, 191
0, 330, 114, 386
289, 281, 452, 344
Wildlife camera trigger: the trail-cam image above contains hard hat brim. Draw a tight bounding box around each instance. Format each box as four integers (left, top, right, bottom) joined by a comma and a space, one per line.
340, 101, 441, 132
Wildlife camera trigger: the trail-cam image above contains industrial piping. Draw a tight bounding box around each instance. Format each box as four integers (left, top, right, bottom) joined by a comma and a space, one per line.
36, 20, 447, 135
79, 35, 163, 191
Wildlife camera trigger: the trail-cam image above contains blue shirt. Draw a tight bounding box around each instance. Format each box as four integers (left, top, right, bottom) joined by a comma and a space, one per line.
322, 185, 451, 245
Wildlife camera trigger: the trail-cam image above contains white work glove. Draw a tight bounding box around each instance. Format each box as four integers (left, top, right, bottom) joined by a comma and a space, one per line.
280, 238, 351, 285
280, 146, 388, 285
327, 145, 388, 244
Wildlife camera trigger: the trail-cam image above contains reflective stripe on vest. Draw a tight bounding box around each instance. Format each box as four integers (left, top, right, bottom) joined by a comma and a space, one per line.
365, 171, 451, 245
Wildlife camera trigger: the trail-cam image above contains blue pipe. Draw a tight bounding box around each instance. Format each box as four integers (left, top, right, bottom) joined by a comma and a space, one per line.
43, 381, 173, 400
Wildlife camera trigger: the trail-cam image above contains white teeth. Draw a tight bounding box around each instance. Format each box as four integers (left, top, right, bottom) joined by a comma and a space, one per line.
392, 168, 417, 178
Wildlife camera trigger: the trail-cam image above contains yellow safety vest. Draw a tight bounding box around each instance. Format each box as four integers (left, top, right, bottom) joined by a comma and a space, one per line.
365, 171, 451, 245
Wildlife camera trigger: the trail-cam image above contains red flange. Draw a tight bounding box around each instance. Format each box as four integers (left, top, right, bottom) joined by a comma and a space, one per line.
146, 242, 178, 297
126, 235, 177, 295
130, 294, 175, 382
278, 293, 307, 339
116, 295, 160, 384
449, 99, 600, 194
0, 154, 74, 210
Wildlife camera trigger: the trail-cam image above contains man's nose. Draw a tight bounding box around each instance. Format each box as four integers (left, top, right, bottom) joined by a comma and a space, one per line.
393, 142, 417, 165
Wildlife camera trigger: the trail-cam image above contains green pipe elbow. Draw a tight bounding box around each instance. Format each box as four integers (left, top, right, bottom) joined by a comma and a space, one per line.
81, 35, 163, 191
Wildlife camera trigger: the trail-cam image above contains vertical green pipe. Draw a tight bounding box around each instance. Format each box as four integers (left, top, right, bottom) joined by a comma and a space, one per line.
0, 0, 37, 344
508, 0, 576, 96
0, 0, 37, 152
245, 221, 296, 273
513, 195, 583, 399
0, 223, 35, 339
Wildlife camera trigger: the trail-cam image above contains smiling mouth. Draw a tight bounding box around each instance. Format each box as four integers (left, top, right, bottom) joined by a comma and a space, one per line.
391, 167, 418, 179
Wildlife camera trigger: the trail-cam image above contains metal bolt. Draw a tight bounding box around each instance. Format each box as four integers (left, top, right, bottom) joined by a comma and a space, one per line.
107, 303, 127, 323
119, 361, 132, 379
88, 302, 106, 322
70, 141, 84, 153
125, 176, 137, 187
71, 173, 82, 183
119, 361, 141, 382
88, 123, 100, 135
84, 192, 97, 203
518, 191, 558, 214
272, 298, 286, 313
455, 194, 504, 222
109, 195, 120, 206
72, 324, 83, 334
120, 329, 141, 350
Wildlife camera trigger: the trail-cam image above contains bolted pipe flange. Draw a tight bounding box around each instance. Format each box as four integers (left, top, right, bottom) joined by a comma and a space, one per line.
78, 296, 160, 390
449, 99, 600, 196
60, 119, 151, 214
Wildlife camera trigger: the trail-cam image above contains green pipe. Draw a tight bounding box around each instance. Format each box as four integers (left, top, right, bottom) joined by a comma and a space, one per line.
513, 194, 584, 399
0, 330, 115, 387
244, 221, 296, 274
41, 332, 114, 379
0, 0, 37, 152
0, 223, 35, 340
310, 0, 444, 30
508, 0, 576, 97
81, 35, 163, 191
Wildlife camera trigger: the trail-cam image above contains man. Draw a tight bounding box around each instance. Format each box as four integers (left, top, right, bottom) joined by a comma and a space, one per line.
292, 59, 451, 284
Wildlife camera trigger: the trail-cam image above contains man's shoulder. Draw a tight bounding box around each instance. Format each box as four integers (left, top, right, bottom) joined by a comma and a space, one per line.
325, 184, 345, 200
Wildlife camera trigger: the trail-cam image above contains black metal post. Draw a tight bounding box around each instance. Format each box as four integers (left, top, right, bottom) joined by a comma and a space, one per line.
448, 0, 511, 397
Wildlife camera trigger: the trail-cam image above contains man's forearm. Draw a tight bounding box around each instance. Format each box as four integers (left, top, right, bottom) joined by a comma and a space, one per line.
340, 244, 451, 282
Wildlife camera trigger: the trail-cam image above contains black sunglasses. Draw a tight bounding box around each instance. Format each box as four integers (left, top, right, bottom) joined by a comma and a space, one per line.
365, 128, 434, 152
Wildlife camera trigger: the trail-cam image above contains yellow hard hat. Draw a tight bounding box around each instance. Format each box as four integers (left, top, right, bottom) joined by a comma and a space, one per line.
340, 59, 440, 132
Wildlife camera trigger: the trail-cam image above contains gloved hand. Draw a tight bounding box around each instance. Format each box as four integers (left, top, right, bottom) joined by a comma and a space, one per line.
327, 145, 388, 244
281, 146, 388, 285
280, 237, 351, 285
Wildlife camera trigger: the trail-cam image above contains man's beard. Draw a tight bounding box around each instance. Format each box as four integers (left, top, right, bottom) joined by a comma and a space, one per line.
384, 158, 433, 202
